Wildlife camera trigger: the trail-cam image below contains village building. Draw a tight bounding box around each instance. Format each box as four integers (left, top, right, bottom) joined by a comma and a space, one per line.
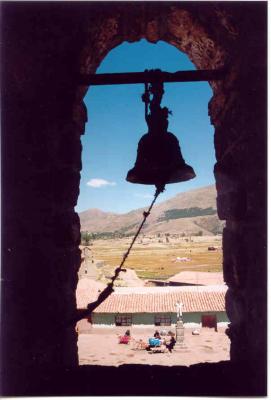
76, 280, 228, 331
167, 271, 225, 286
146, 271, 225, 287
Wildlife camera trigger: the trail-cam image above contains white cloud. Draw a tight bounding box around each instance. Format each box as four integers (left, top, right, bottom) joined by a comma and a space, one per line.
87, 178, 116, 188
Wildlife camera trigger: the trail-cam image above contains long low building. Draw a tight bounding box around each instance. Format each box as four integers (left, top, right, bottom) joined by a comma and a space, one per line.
167, 271, 225, 286
146, 271, 225, 287
76, 280, 229, 329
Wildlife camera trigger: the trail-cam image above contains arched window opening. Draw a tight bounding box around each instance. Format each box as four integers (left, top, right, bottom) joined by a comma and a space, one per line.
76, 40, 229, 367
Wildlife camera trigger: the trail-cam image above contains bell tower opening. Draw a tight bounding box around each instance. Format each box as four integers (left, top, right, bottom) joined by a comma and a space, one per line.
76, 39, 228, 367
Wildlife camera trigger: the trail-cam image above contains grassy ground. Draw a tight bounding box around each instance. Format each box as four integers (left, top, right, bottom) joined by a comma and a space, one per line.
90, 235, 222, 280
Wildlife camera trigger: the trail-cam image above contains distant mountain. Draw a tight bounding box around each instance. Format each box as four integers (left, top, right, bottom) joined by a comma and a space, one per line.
79, 185, 225, 236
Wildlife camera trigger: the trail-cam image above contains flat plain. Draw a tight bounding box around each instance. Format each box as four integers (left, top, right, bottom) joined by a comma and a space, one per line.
90, 234, 223, 280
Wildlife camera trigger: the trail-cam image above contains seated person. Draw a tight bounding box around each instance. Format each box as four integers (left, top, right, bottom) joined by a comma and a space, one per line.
119, 329, 131, 344
145, 336, 163, 351
154, 330, 161, 339
133, 339, 149, 350
165, 331, 176, 352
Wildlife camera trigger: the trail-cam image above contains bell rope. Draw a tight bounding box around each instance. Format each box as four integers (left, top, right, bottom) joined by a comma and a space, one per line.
70, 183, 165, 326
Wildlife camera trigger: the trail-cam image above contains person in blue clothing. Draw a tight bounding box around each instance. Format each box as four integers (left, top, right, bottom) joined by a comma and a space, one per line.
145, 331, 163, 350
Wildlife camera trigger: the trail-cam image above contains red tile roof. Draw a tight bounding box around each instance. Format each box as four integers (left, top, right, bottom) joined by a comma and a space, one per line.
167, 271, 224, 285
93, 287, 226, 313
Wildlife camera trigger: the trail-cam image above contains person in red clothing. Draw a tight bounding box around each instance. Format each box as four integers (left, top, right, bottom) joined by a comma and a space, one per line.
119, 329, 131, 344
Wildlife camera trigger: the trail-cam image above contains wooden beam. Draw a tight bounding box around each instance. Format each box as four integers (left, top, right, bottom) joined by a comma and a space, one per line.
79, 69, 226, 86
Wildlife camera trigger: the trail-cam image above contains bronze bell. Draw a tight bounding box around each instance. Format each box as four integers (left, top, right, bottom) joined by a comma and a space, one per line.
126, 79, 196, 186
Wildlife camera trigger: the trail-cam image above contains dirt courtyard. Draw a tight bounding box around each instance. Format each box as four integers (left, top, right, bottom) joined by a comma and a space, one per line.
78, 326, 230, 366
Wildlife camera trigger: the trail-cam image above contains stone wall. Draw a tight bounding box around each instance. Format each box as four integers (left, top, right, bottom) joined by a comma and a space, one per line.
2, 1, 84, 377
1, 1, 267, 395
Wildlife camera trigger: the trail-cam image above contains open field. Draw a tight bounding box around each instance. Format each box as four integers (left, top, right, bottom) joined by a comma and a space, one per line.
90, 235, 222, 280
78, 326, 230, 366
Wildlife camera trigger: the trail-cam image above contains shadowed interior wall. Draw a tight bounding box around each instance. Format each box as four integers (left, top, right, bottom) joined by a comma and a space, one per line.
1, 1, 267, 395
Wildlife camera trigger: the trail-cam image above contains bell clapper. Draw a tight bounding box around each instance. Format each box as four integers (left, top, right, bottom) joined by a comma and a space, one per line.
155, 182, 166, 195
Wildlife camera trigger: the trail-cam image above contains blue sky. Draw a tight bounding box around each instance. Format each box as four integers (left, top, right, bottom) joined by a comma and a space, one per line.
76, 40, 215, 214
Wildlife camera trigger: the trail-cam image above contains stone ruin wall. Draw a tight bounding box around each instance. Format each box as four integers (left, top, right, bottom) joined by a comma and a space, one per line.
2, 1, 267, 385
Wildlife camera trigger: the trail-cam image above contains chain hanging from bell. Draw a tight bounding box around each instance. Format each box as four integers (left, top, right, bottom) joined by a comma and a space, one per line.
126, 76, 196, 187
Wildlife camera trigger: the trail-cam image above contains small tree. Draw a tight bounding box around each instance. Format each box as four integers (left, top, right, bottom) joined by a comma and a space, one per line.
81, 231, 92, 246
